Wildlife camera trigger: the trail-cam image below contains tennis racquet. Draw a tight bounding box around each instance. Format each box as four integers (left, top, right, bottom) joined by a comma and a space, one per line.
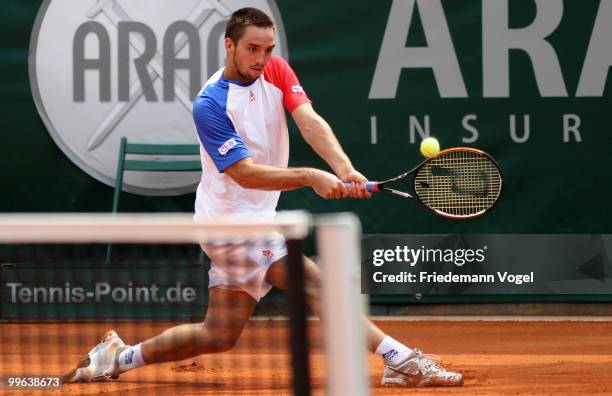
350, 147, 502, 219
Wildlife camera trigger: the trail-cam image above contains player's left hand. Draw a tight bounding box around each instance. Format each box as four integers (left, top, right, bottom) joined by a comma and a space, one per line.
339, 169, 372, 199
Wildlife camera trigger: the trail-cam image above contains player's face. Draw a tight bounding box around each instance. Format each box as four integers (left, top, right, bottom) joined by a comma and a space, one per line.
226, 26, 275, 82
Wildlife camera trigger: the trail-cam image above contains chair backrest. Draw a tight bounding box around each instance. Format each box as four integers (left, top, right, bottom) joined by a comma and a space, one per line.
107, 137, 202, 264
112, 137, 201, 213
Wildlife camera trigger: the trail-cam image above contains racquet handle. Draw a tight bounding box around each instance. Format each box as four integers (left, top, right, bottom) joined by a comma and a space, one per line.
343, 181, 379, 192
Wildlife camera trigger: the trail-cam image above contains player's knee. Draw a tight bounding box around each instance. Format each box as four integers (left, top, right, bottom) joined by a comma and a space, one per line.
208, 335, 239, 352
202, 325, 241, 352
304, 261, 321, 284
304, 268, 322, 297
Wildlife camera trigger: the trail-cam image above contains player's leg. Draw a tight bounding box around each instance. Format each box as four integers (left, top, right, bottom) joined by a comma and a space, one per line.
66, 237, 284, 383
65, 286, 257, 382
264, 255, 386, 351
264, 255, 463, 387
138, 286, 257, 364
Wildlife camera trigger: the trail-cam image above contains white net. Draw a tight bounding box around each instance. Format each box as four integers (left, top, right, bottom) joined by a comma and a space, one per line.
0, 212, 367, 395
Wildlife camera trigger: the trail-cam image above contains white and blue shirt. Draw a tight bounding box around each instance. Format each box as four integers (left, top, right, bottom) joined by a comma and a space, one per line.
193, 56, 311, 217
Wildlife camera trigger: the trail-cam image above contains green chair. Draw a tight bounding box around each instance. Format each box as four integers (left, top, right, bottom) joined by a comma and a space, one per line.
107, 137, 202, 263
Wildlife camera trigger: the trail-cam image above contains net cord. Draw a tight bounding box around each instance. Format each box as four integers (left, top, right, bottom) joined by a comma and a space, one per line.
0, 212, 310, 243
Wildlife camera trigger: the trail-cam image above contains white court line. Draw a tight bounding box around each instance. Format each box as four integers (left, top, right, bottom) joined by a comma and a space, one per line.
248, 315, 612, 322
368, 315, 612, 322
46, 316, 612, 323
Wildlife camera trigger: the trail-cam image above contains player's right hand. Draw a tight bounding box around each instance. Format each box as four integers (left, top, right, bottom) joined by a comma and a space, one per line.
310, 169, 347, 199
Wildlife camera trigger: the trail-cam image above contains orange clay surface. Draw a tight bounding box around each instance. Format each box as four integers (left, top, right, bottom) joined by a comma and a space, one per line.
1, 320, 611, 395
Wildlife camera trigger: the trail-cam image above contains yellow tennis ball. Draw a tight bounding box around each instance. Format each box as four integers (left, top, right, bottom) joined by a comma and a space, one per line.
420, 137, 440, 158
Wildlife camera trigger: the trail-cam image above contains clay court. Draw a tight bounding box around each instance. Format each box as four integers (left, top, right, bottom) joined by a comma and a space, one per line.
1, 319, 611, 395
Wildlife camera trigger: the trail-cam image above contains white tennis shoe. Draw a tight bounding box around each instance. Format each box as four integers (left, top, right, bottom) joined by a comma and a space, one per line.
381, 349, 463, 387
65, 330, 127, 382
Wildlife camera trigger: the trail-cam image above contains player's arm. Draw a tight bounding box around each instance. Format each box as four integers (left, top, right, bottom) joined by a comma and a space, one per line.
264, 56, 368, 198
291, 103, 371, 198
194, 95, 346, 199
224, 157, 347, 199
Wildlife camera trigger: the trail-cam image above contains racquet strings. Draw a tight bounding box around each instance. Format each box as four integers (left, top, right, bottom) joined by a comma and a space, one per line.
414, 149, 501, 217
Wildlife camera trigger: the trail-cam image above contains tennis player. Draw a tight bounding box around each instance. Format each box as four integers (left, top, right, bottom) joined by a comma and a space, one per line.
66, 7, 462, 388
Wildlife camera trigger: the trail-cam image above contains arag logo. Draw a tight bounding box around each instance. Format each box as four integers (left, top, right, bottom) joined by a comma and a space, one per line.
29, 0, 288, 195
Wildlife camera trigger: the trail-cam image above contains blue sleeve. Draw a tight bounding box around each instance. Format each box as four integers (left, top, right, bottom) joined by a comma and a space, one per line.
193, 96, 250, 173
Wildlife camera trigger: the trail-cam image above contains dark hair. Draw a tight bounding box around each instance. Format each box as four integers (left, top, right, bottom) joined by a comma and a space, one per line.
225, 8, 274, 43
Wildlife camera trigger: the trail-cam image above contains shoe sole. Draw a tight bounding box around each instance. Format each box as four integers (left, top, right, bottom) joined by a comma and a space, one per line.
63, 330, 123, 383
381, 379, 464, 388
62, 355, 91, 383
381, 367, 463, 387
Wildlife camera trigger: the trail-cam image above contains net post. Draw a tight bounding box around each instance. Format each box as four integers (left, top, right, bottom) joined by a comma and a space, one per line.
317, 213, 370, 396
286, 237, 311, 396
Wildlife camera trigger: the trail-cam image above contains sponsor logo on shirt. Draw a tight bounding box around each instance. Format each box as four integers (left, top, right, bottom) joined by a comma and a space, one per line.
291, 85, 304, 93
262, 250, 274, 260
249, 90, 256, 102
218, 138, 238, 155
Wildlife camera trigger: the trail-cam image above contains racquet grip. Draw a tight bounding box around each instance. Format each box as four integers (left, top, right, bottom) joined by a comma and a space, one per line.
343, 181, 379, 192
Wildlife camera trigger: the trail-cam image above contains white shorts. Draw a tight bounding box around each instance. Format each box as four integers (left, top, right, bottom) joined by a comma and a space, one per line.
200, 234, 287, 301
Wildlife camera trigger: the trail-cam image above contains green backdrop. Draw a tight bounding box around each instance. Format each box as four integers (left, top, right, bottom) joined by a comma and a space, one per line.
2, 0, 611, 236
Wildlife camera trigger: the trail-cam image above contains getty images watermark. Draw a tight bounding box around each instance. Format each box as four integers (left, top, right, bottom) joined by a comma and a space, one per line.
363, 235, 612, 295
362, 235, 541, 295
5, 282, 196, 304
370, 244, 533, 285
372, 245, 487, 267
